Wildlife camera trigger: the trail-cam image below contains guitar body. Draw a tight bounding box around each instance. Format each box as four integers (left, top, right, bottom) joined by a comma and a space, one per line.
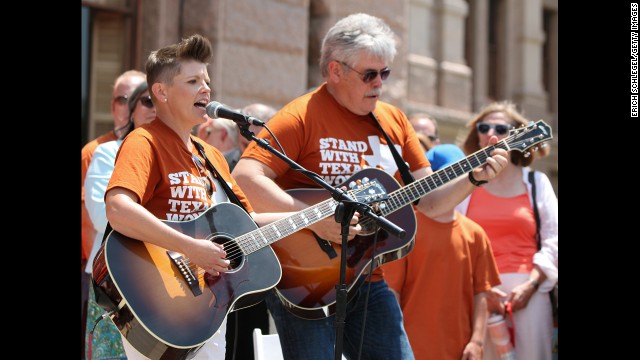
272, 168, 417, 319
267, 120, 553, 320
92, 203, 282, 360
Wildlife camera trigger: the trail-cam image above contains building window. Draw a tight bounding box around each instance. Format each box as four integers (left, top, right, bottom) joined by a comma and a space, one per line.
80, 1, 138, 145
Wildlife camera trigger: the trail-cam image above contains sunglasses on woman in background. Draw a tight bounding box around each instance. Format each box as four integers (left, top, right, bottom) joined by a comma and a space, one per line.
139, 96, 154, 109
476, 123, 512, 135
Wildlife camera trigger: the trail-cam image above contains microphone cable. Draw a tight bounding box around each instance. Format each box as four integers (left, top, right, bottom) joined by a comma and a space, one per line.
87, 309, 115, 360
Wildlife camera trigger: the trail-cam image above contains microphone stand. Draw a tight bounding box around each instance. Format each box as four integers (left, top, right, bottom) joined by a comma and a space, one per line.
240, 127, 406, 360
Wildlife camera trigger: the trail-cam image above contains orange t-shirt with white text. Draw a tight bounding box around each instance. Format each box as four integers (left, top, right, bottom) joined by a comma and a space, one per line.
241, 84, 430, 281
107, 119, 253, 220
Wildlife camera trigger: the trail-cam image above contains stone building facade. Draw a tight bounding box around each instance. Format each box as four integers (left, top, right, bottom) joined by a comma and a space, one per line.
81, 0, 558, 193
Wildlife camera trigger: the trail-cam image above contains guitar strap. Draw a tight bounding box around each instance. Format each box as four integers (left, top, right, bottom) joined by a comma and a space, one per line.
191, 139, 251, 215
528, 171, 541, 247
368, 112, 419, 205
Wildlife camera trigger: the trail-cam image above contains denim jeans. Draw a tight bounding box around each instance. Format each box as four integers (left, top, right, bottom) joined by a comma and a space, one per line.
265, 279, 414, 360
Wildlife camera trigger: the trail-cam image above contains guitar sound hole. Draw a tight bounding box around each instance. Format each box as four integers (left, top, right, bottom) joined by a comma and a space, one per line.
212, 236, 242, 271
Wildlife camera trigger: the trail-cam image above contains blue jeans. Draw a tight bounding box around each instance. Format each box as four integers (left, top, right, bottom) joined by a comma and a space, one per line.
265, 280, 414, 360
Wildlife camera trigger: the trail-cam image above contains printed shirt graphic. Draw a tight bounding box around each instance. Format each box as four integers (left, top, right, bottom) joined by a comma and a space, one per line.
107, 120, 253, 220
242, 84, 429, 189
241, 84, 429, 281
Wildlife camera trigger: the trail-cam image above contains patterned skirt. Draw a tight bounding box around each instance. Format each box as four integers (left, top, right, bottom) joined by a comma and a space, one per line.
85, 285, 127, 359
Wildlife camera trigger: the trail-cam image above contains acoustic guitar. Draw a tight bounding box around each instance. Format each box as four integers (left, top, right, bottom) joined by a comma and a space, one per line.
270, 120, 553, 319
92, 179, 385, 360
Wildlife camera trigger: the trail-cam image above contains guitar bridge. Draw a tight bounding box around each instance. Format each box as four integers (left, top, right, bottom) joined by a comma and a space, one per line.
167, 251, 202, 296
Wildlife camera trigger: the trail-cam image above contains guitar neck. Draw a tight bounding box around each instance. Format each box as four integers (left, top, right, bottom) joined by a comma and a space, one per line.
236, 141, 509, 252
234, 117, 554, 253
380, 140, 510, 216
236, 198, 338, 255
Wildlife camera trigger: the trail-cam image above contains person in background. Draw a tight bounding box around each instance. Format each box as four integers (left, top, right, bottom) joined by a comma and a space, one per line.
455, 100, 558, 360
82, 70, 147, 260
196, 115, 242, 169
80, 69, 146, 358
232, 13, 508, 360
384, 143, 501, 360
414, 132, 434, 153
238, 103, 277, 152
103, 34, 296, 360
409, 112, 440, 146
84, 81, 156, 359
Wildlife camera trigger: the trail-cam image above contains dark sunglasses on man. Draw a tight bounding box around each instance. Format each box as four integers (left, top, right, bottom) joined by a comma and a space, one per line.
113, 95, 128, 105
339, 61, 391, 83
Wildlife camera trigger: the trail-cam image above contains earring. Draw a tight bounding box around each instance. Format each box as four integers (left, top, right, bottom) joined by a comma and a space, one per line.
164, 98, 168, 102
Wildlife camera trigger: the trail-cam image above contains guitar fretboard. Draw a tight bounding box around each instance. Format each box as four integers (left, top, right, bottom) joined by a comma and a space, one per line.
380, 141, 510, 216
233, 119, 552, 254
235, 192, 353, 255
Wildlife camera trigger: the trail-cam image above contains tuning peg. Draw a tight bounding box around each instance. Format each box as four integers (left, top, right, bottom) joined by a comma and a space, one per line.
362, 177, 369, 183
349, 181, 357, 189
523, 151, 531, 158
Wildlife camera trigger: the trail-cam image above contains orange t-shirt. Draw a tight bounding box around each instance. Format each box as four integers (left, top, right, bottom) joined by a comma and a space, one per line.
383, 211, 501, 360
107, 119, 253, 220
81, 130, 118, 261
241, 84, 430, 281
465, 187, 536, 274
82, 131, 118, 199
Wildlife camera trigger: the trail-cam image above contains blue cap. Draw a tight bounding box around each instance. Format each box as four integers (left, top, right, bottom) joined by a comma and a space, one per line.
427, 144, 465, 171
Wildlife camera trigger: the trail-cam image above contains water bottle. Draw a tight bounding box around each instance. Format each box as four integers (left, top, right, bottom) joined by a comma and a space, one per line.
487, 314, 516, 360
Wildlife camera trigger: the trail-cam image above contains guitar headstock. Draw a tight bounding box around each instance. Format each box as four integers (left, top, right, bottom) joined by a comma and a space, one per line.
506, 120, 553, 154
348, 178, 388, 204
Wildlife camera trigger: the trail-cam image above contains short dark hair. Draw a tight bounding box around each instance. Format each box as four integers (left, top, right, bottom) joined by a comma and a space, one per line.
145, 34, 213, 99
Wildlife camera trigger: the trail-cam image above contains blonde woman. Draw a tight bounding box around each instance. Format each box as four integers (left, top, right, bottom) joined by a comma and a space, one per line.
456, 101, 558, 360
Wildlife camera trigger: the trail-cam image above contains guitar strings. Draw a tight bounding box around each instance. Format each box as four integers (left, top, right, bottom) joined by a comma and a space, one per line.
182, 125, 543, 280
182, 198, 341, 278
196, 134, 512, 270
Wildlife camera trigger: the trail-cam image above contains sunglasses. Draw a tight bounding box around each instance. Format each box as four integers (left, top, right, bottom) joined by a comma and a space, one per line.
339, 61, 391, 83
113, 95, 128, 105
192, 154, 216, 196
139, 95, 154, 109
476, 123, 512, 135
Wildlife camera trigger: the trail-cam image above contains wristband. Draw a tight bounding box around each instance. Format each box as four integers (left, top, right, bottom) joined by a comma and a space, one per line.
468, 171, 488, 186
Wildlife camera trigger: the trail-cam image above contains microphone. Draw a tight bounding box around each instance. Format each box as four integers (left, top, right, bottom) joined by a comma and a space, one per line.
205, 101, 265, 127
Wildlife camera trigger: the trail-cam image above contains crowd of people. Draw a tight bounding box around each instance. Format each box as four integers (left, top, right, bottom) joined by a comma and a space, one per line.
82, 12, 557, 360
